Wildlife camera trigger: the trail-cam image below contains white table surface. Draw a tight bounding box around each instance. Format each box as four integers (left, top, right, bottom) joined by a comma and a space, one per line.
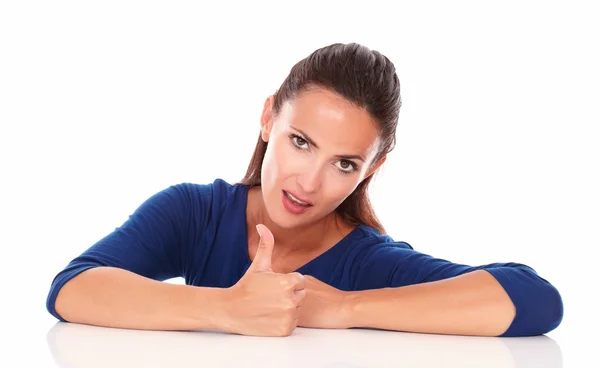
44, 322, 562, 368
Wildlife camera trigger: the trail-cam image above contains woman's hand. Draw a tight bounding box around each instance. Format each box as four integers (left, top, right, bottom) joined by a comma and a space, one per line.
224, 224, 306, 337
298, 275, 353, 329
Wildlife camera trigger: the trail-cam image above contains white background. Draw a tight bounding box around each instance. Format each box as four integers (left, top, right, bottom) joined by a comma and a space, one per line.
1, 0, 598, 366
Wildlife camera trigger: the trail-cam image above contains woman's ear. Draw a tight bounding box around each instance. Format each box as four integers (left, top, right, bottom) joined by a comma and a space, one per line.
260, 95, 275, 143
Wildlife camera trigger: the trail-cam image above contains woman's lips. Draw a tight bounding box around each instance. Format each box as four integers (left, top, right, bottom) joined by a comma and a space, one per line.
282, 190, 313, 214
283, 190, 313, 206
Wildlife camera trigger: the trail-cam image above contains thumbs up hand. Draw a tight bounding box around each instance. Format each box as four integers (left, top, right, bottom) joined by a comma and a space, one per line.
247, 224, 276, 273
224, 224, 306, 336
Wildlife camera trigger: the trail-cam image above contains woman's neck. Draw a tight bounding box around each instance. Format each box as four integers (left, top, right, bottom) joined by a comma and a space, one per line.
246, 186, 347, 253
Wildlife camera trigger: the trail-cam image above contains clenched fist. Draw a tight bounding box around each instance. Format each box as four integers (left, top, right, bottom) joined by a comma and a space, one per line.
223, 224, 306, 336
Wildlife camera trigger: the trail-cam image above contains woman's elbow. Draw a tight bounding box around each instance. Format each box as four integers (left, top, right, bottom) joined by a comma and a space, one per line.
537, 284, 564, 335
496, 267, 564, 337
510, 283, 564, 337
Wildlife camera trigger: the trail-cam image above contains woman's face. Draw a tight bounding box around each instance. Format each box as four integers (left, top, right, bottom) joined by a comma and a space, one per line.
259, 87, 386, 229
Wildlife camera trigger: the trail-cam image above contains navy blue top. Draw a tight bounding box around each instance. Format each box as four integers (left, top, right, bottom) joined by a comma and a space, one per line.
46, 178, 563, 337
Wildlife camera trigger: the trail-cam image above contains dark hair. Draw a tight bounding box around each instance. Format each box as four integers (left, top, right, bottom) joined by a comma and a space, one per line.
238, 42, 401, 235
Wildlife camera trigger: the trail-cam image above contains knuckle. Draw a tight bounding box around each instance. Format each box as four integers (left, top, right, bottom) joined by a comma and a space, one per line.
279, 277, 291, 288
297, 289, 307, 300
283, 299, 296, 310
292, 272, 305, 283
284, 323, 296, 336
276, 324, 294, 337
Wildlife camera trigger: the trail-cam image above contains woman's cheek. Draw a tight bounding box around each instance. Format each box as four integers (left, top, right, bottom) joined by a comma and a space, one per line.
330, 179, 359, 206
261, 143, 280, 190
278, 145, 310, 174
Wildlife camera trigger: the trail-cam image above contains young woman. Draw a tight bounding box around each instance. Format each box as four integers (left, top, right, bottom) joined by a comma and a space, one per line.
46, 43, 563, 338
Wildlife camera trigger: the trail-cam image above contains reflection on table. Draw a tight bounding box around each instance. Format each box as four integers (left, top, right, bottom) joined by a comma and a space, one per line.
46, 322, 562, 368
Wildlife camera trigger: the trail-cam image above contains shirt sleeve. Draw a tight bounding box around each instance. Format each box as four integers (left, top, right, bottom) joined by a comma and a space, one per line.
351, 243, 563, 337
46, 183, 196, 322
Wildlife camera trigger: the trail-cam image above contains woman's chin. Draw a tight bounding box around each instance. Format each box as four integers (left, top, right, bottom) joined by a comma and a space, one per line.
268, 208, 317, 230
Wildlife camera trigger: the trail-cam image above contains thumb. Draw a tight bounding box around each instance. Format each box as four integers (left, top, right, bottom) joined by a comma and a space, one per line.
248, 224, 274, 272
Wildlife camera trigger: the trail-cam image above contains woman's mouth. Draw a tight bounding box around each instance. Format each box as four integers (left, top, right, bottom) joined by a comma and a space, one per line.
282, 190, 313, 214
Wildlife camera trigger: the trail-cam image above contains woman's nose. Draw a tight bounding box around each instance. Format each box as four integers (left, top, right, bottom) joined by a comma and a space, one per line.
297, 166, 322, 194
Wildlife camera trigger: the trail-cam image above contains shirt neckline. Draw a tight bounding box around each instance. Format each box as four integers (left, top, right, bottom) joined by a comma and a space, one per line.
235, 183, 366, 273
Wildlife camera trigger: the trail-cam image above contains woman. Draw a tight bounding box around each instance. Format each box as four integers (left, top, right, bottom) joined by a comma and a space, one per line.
46, 43, 563, 337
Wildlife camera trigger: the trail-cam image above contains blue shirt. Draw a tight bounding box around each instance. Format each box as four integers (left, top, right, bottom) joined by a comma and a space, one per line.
46, 178, 563, 337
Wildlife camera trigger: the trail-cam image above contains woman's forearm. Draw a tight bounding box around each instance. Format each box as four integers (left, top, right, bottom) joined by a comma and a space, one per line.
345, 270, 516, 336
54, 266, 229, 331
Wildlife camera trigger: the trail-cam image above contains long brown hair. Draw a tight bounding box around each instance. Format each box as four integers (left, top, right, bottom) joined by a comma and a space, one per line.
238, 43, 401, 235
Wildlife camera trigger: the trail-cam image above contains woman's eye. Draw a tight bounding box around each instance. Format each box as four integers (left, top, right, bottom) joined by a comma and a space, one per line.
336, 160, 358, 174
291, 134, 309, 149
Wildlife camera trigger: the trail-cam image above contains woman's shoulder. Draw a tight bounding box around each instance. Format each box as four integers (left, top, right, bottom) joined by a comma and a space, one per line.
352, 223, 414, 250
151, 177, 248, 231
330, 223, 415, 267
142, 178, 248, 222
167, 177, 248, 202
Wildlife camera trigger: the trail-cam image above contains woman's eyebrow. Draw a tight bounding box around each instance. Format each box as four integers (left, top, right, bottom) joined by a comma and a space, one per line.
290, 126, 366, 162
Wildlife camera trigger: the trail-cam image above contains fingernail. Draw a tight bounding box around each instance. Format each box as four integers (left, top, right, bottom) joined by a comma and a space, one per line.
256, 225, 262, 238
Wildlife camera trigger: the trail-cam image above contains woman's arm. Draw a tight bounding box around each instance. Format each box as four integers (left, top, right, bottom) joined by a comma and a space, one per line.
55, 266, 229, 331
345, 269, 515, 336
47, 183, 201, 324
49, 184, 305, 336
347, 244, 563, 337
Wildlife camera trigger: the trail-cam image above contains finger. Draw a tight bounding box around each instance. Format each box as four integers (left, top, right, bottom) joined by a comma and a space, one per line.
288, 272, 306, 291
248, 224, 274, 272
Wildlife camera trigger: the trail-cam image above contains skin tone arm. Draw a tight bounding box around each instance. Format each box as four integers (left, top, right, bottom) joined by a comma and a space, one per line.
300, 270, 516, 337
55, 224, 514, 337
56, 225, 306, 336
55, 266, 230, 331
